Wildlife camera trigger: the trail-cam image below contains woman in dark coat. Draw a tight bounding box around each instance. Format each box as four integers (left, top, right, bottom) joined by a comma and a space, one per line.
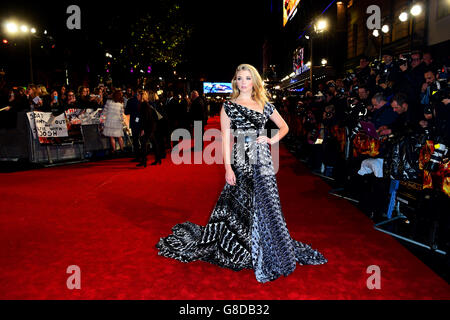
137, 90, 162, 167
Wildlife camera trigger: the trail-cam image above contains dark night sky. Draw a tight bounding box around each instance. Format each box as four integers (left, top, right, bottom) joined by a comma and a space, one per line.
1, 0, 267, 83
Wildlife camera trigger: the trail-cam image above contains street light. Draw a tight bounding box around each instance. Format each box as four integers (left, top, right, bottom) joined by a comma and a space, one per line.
399, 12, 408, 22
373, 29, 380, 37
5, 22, 18, 33
309, 18, 328, 90
381, 24, 389, 33
410, 4, 422, 16
315, 19, 327, 33
400, 3, 423, 50
321, 58, 327, 66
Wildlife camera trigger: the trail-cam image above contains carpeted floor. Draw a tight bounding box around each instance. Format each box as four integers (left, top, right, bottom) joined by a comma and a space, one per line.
0, 116, 449, 299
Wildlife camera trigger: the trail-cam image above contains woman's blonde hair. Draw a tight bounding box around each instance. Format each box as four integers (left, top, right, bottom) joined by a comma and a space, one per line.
39, 85, 49, 96
138, 90, 149, 102
230, 64, 269, 108
148, 91, 158, 103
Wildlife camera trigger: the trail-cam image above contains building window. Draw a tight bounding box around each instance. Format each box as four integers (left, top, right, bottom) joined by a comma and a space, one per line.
437, 0, 450, 20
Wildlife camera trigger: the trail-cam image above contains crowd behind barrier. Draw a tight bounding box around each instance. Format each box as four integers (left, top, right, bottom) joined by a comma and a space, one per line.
274, 49, 449, 256
0, 82, 222, 164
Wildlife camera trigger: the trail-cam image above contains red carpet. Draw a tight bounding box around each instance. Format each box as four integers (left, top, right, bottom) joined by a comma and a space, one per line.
0, 116, 449, 300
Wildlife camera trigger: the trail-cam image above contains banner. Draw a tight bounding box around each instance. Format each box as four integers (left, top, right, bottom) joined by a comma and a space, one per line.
27, 111, 86, 145
27, 112, 68, 142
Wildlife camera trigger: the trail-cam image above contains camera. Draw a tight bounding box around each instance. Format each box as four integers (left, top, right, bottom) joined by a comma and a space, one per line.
397, 53, 412, 68
429, 79, 449, 103
424, 104, 433, 115
350, 122, 362, 140
347, 99, 368, 121
426, 142, 448, 172
343, 72, 356, 87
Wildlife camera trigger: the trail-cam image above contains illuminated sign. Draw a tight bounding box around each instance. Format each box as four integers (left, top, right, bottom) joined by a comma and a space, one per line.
283, 0, 301, 27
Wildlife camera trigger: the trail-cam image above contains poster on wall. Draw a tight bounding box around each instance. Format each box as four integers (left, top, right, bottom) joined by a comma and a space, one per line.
293, 47, 304, 76
283, 0, 301, 27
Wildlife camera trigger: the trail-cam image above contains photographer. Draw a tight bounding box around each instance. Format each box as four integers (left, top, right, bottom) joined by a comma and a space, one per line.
356, 55, 375, 90
371, 51, 399, 98
421, 68, 440, 106
321, 104, 339, 176
369, 92, 398, 129
377, 93, 421, 138
357, 85, 372, 106
397, 51, 425, 104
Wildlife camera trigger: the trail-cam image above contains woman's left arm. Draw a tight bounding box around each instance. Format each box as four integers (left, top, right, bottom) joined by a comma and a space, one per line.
257, 108, 289, 145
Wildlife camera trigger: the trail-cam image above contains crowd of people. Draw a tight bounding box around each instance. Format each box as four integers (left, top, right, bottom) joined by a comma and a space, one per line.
274, 48, 449, 254
0, 80, 217, 167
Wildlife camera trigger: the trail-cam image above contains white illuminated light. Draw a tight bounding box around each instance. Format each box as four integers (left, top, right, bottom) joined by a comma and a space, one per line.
410, 4, 422, 16
399, 12, 408, 22
382, 24, 389, 33
289, 72, 295, 78
373, 29, 380, 37
30, 28, 36, 33
44, 30, 47, 35
6, 22, 18, 33
316, 20, 327, 32
321, 59, 328, 65
20, 25, 28, 33
306, 61, 311, 67
305, 35, 310, 39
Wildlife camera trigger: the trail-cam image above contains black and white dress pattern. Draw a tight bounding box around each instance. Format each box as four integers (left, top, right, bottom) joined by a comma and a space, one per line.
156, 100, 327, 283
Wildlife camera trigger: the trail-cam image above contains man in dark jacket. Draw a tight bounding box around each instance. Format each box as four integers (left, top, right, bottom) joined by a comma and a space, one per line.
137, 96, 160, 167
377, 93, 421, 138
124, 88, 140, 161
189, 90, 205, 151
369, 92, 398, 129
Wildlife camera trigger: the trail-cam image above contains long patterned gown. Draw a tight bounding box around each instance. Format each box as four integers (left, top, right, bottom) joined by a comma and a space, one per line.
156, 100, 327, 283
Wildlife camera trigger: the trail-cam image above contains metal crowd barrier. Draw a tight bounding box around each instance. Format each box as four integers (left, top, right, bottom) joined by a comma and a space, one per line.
0, 112, 112, 165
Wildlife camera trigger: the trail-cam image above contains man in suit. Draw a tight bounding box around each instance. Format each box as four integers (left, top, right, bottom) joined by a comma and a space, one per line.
124, 88, 140, 161
166, 91, 182, 148
189, 90, 205, 151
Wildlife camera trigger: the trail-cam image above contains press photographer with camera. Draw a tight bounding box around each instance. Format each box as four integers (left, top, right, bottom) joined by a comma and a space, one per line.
355, 55, 375, 90
421, 68, 440, 106
369, 92, 398, 130
371, 50, 407, 99
396, 51, 426, 105
377, 93, 421, 138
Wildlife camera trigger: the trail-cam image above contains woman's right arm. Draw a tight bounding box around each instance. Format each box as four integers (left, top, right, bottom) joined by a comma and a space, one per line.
220, 105, 236, 185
